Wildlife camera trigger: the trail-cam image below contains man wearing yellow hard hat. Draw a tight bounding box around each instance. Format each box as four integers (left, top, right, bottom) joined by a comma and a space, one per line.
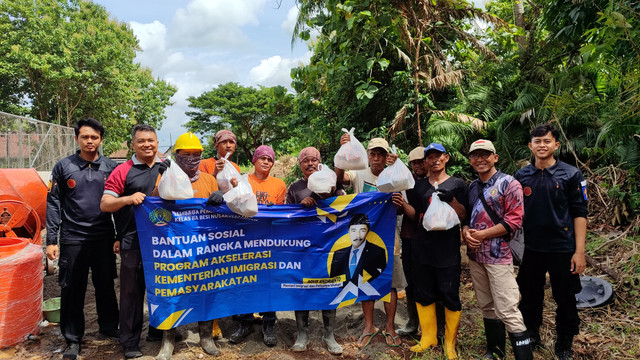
153, 132, 224, 359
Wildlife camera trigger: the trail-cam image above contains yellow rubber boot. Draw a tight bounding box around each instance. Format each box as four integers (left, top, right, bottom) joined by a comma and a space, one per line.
211, 319, 222, 339
444, 309, 462, 359
410, 303, 438, 352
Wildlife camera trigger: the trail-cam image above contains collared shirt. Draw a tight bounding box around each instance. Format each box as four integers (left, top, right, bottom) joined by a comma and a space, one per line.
46, 151, 117, 245
104, 154, 162, 250
467, 170, 523, 264
515, 160, 588, 253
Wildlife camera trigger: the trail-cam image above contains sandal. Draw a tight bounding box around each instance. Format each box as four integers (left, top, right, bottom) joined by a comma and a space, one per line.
382, 331, 402, 347
357, 328, 380, 348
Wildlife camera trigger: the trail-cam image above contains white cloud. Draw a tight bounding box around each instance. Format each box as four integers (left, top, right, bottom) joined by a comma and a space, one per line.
281, 5, 298, 35
114, 0, 309, 147
249, 52, 311, 88
169, 0, 269, 48
130, 20, 166, 52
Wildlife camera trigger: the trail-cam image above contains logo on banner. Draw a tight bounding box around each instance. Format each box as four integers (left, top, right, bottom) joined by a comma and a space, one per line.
149, 208, 172, 226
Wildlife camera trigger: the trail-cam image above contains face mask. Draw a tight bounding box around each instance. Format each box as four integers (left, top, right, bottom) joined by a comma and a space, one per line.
175, 153, 201, 180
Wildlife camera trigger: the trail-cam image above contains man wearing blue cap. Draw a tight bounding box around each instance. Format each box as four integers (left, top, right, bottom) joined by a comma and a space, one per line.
397, 143, 468, 359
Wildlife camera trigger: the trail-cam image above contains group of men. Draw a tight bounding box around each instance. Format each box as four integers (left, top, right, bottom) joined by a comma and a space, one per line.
46, 119, 587, 360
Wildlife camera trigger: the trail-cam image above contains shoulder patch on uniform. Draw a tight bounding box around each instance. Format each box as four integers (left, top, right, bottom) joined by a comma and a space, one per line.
581, 180, 588, 200
67, 179, 76, 189
523, 186, 532, 196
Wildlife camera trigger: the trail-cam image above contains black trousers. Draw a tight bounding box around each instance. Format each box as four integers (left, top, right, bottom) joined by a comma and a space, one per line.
401, 237, 414, 298
412, 263, 462, 311
58, 240, 119, 344
516, 249, 582, 335
119, 248, 147, 347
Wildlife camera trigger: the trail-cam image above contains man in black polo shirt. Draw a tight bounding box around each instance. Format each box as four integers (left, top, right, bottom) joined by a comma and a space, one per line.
515, 124, 588, 360
101, 124, 165, 359
46, 118, 119, 360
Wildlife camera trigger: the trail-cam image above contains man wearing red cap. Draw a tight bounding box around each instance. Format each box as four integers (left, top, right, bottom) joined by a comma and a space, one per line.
199, 129, 241, 176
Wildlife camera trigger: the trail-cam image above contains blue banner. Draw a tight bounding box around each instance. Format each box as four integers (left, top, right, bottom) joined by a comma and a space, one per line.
133, 192, 396, 329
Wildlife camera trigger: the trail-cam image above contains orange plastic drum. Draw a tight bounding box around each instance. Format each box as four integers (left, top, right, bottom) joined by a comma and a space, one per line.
0, 237, 43, 348
0, 169, 47, 244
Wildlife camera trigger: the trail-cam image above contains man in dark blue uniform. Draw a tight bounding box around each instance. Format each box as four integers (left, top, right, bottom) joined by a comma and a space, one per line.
46, 118, 119, 360
515, 124, 588, 360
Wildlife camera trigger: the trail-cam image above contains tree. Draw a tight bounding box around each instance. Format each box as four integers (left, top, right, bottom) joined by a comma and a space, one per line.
184, 82, 295, 164
0, 0, 176, 152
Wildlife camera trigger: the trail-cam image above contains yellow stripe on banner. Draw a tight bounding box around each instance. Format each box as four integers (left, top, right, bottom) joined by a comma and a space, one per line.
381, 292, 391, 303
329, 194, 357, 212
338, 298, 357, 308
316, 207, 337, 223
362, 269, 372, 285
156, 309, 186, 330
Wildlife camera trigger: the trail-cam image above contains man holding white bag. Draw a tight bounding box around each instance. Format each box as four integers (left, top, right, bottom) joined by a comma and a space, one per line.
286, 146, 345, 354
334, 135, 404, 348
399, 143, 467, 359
151, 132, 227, 359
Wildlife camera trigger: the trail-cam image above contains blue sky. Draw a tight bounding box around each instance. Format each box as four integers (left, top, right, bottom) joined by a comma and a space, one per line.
93, 0, 310, 149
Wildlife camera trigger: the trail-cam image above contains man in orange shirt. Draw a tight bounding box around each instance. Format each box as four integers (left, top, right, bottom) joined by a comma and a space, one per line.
247, 145, 286, 205
152, 132, 224, 359
229, 145, 285, 347
199, 129, 242, 176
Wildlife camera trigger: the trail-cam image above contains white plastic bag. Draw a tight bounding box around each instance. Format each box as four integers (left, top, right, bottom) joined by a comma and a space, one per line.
307, 163, 337, 195
376, 145, 415, 192
157, 157, 194, 200
333, 127, 368, 170
422, 182, 460, 231
216, 153, 241, 193
223, 174, 258, 217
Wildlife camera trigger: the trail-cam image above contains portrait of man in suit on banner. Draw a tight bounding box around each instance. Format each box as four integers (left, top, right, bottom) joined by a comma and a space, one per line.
329, 214, 387, 305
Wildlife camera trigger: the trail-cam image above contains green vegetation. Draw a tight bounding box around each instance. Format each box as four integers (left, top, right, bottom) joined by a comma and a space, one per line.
0, 0, 176, 153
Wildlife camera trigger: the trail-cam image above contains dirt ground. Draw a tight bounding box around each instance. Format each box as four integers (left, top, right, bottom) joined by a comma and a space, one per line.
2, 240, 638, 360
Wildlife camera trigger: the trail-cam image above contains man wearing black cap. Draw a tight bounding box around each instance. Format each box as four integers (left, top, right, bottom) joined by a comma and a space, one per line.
398, 143, 468, 359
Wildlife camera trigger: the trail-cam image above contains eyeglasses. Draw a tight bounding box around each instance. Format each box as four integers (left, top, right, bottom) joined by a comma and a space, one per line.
469, 152, 493, 160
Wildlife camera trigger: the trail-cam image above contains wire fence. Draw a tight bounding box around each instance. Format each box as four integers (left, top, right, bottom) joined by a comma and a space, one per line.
0, 111, 77, 171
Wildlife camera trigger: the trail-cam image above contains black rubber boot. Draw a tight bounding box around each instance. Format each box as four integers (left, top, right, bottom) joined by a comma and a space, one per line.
198, 320, 220, 356
322, 309, 343, 355
291, 311, 309, 352
155, 328, 176, 360
509, 331, 533, 360
554, 333, 574, 360
229, 320, 254, 344
397, 296, 419, 336
482, 318, 505, 359
528, 327, 541, 351
146, 326, 163, 342
262, 320, 277, 347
